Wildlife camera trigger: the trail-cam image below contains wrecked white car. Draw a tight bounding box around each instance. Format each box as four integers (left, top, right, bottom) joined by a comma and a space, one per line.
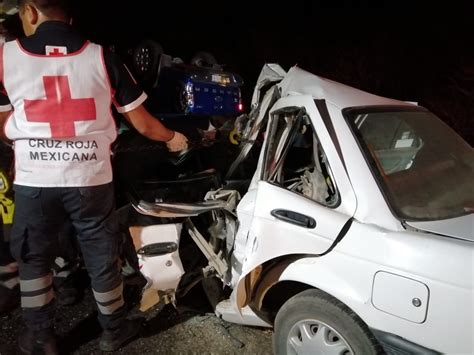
126, 64, 474, 354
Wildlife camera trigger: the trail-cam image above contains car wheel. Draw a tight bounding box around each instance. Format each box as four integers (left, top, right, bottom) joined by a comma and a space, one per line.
274, 289, 380, 355
133, 39, 163, 86
190, 51, 218, 68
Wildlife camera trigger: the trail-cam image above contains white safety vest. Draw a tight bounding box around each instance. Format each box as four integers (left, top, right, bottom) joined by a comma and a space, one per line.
2, 40, 117, 187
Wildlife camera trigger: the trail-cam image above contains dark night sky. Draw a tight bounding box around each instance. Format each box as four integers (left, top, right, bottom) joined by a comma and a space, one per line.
38, 1, 474, 143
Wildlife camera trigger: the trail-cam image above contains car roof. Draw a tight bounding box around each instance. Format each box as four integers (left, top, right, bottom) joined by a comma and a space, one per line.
279, 66, 414, 110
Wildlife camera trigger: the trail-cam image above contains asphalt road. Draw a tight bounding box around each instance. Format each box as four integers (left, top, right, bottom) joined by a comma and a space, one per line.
0, 285, 273, 354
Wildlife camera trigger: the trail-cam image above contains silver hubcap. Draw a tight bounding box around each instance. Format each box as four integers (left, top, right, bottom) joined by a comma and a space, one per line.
286, 319, 353, 355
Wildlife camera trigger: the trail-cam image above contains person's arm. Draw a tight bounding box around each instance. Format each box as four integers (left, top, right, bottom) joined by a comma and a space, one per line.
122, 105, 188, 152
122, 105, 173, 141
104, 49, 187, 152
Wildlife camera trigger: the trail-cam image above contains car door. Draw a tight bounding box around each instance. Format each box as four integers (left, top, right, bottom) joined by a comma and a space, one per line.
239, 95, 357, 278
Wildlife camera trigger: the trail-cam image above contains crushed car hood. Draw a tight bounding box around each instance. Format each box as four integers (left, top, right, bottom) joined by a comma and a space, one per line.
406, 214, 474, 242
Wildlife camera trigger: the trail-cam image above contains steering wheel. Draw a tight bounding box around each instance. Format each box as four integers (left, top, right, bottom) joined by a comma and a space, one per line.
133, 40, 163, 87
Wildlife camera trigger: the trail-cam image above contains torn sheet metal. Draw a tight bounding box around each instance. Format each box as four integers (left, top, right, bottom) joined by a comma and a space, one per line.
130, 224, 184, 293
184, 219, 229, 279
226, 64, 285, 179
133, 199, 227, 218
226, 85, 280, 179
205, 189, 240, 264
204, 189, 240, 213
251, 63, 286, 108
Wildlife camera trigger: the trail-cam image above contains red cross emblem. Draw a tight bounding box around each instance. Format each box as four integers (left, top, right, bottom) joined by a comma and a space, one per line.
24, 76, 96, 138
46, 46, 67, 56
49, 48, 64, 56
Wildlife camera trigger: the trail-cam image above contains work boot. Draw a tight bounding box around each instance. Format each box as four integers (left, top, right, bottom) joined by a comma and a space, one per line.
18, 327, 58, 355
99, 318, 143, 352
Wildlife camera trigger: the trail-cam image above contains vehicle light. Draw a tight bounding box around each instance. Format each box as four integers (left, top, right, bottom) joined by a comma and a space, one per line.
212, 74, 231, 86
180, 81, 194, 112
237, 89, 243, 112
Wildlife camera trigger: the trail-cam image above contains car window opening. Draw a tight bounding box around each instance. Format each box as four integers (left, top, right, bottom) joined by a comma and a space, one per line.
264, 108, 339, 207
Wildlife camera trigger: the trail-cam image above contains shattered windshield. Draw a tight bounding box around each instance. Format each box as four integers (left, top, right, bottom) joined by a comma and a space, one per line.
346, 107, 474, 221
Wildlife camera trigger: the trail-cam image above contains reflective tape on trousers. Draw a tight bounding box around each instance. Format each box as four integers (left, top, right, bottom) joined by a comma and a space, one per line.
93, 283, 123, 303
96, 297, 124, 315
20, 274, 53, 292
21, 289, 54, 308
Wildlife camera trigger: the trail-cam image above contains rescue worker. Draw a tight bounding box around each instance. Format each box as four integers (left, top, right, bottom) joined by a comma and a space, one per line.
0, 14, 20, 316
0, 9, 83, 313
0, 0, 188, 353
0, 143, 19, 313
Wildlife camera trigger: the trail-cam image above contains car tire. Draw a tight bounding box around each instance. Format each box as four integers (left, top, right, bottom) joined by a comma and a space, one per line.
273, 289, 381, 355
190, 51, 218, 68
133, 39, 163, 87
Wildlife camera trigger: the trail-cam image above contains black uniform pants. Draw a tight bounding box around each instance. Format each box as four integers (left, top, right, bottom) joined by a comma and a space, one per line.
10, 183, 125, 331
